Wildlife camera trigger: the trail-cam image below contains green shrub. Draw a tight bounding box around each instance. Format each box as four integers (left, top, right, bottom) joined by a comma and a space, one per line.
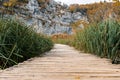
0, 18, 53, 69
74, 20, 120, 63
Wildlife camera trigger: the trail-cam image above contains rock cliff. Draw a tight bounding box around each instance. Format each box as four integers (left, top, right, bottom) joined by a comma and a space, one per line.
0, 0, 88, 35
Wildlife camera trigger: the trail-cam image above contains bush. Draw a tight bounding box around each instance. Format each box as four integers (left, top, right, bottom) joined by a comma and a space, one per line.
74, 20, 120, 63
0, 18, 53, 69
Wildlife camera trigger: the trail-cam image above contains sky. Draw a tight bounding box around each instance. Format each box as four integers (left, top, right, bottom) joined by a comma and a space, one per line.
54, 0, 111, 5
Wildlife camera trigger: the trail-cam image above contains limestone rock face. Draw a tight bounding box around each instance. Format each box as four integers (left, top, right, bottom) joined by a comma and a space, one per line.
26, 0, 39, 14
0, 0, 88, 35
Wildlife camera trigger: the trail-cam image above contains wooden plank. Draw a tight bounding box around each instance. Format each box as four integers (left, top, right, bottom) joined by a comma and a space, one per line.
0, 44, 119, 80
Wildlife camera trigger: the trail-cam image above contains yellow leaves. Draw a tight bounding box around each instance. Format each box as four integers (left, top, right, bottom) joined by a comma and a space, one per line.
112, 0, 119, 2
3, 2, 8, 7
3, 0, 17, 7
114, 2, 120, 6
69, 4, 79, 12
112, 0, 120, 6
69, 6, 76, 12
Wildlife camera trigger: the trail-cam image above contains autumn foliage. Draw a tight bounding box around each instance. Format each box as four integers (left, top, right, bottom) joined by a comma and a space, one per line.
38, 0, 50, 3
52, 34, 71, 39
3, 0, 17, 7
2, 0, 50, 7
69, 1, 120, 22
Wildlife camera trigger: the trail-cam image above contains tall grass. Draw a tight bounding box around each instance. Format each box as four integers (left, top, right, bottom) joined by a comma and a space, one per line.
74, 20, 120, 63
0, 18, 53, 69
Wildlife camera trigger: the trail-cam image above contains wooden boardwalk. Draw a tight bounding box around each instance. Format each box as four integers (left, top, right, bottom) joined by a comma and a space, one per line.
0, 44, 120, 80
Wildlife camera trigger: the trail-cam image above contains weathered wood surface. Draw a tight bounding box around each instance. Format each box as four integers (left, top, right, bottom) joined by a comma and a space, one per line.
0, 44, 120, 80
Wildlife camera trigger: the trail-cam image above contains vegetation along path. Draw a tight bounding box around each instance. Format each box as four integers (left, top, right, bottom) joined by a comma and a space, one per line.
0, 44, 120, 80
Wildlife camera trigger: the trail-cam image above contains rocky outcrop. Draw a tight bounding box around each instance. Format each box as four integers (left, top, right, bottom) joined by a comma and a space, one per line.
0, 0, 88, 35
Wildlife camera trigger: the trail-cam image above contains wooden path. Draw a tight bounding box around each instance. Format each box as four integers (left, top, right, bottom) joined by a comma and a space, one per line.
0, 44, 120, 80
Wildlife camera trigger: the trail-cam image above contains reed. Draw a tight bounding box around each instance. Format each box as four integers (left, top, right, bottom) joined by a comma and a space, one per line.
74, 20, 120, 63
0, 18, 53, 69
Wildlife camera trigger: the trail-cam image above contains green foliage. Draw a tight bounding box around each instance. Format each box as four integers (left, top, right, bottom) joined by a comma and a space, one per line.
73, 20, 120, 63
0, 18, 53, 69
